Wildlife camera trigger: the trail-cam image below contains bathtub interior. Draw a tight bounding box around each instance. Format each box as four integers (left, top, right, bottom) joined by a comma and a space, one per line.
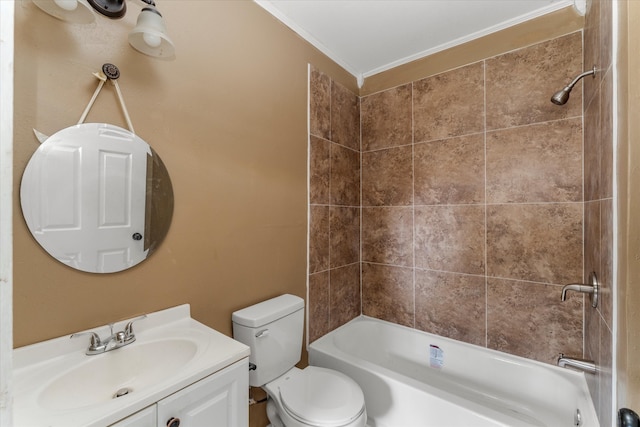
309, 316, 599, 427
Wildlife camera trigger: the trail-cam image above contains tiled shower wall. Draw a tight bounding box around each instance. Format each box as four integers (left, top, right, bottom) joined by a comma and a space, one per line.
309, 32, 586, 365
583, 0, 614, 423
308, 67, 361, 343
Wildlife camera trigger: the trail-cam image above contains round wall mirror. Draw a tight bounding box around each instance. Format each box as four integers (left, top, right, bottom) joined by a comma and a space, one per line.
20, 123, 174, 273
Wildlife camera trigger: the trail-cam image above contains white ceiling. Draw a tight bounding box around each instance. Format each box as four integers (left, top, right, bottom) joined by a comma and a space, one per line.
255, 0, 584, 86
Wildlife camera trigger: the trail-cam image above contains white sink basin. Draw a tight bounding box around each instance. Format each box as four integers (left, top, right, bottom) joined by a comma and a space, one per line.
13, 304, 250, 427
38, 338, 198, 410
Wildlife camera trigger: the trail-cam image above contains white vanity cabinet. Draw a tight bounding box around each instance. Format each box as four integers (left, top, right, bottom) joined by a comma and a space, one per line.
14, 305, 251, 427
112, 359, 248, 427
157, 358, 248, 427
111, 406, 156, 427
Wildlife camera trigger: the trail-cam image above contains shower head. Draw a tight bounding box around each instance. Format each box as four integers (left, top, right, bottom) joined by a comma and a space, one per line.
551, 66, 597, 105
551, 87, 572, 105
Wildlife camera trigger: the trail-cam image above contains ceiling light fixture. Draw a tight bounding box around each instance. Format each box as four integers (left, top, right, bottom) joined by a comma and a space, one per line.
32, 0, 175, 59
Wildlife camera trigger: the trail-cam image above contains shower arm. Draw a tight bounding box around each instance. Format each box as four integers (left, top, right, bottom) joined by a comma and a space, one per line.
563, 66, 597, 91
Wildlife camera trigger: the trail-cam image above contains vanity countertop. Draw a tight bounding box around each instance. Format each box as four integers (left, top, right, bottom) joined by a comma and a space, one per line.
13, 304, 250, 427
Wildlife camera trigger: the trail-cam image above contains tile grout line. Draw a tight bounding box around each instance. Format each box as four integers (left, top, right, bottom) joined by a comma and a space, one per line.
483, 59, 489, 348
359, 93, 363, 319
356, 114, 583, 155
306, 65, 311, 347
411, 81, 416, 329
327, 77, 333, 333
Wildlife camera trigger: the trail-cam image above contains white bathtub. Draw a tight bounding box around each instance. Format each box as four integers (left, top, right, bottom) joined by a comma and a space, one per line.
309, 316, 599, 427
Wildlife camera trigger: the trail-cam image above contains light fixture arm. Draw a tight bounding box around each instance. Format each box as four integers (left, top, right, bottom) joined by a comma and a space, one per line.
86, 0, 156, 18
86, 0, 126, 19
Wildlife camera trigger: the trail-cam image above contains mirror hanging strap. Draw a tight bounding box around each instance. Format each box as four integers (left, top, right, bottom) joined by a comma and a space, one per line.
77, 63, 135, 134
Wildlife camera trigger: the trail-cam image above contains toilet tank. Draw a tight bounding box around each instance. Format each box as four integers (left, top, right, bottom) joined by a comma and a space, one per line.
232, 294, 304, 387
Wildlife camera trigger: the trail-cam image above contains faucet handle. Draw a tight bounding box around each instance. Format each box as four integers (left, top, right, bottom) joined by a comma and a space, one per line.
70, 331, 102, 350
124, 314, 147, 340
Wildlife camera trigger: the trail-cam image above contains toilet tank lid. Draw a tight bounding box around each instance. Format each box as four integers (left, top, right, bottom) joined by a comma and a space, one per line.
232, 294, 304, 328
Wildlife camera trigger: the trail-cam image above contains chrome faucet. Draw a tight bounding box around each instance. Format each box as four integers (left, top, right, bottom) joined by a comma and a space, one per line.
557, 353, 597, 374
561, 272, 599, 308
70, 314, 147, 355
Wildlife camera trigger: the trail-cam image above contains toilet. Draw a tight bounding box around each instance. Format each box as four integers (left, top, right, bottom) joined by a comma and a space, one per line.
232, 294, 367, 427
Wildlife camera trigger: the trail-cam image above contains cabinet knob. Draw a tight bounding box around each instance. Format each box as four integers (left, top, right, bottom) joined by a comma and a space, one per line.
166, 417, 181, 427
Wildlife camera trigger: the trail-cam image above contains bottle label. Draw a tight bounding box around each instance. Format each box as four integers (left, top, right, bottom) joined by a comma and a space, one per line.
430, 344, 444, 369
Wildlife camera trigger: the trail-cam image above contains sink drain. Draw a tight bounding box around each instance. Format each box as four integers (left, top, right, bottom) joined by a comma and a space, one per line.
113, 387, 133, 398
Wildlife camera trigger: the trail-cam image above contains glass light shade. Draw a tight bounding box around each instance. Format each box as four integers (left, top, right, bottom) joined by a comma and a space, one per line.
128, 8, 175, 59
32, 0, 95, 24
142, 32, 162, 48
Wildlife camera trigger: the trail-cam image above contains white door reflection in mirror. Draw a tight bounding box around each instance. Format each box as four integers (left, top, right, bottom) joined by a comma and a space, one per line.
21, 123, 151, 273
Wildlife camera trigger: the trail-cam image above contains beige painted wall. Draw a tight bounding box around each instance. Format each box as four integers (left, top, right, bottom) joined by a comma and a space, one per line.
13, 0, 355, 348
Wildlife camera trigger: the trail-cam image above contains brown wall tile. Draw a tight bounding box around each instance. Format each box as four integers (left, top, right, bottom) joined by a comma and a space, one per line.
486, 32, 582, 130
309, 271, 330, 343
486, 119, 583, 203
415, 270, 486, 346
309, 205, 329, 274
362, 263, 414, 327
362, 207, 413, 266
361, 84, 412, 151
331, 80, 360, 151
413, 62, 484, 143
583, 0, 600, 108
600, 69, 614, 199
599, 0, 612, 72
487, 203, 582, 284
310, 67, 331, 139
584, 201, 601, 284
330, 206, 360, 268
415, 205, 485, 275
330, 143, 360, 206
487, 278, 583, 364
362, 145, 413, 206
585, 297, 600, 362
330, 263, 361, 330
600, 199, 613, 329
584, 89, 601, 202
414, 134, 484, 205
310, 135, 330, 205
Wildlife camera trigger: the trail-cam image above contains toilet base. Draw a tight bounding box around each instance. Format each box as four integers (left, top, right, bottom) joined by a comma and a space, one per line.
266, 398, 285, 427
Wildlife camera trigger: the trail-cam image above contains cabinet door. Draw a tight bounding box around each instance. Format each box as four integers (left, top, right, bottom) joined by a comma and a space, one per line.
110, 406, 157, 427
157, 359, 248, 427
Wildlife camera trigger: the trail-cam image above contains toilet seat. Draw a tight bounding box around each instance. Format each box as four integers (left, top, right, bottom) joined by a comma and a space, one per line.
278, 366, 365, 427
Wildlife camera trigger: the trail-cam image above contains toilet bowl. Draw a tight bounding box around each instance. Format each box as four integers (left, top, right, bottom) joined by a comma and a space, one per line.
264, 366, 366, 427
232, 294, 367, 427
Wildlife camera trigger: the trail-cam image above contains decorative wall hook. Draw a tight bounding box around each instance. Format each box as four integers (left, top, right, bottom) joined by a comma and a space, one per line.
77, 64, 135, 134
33, 63, 135, 144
